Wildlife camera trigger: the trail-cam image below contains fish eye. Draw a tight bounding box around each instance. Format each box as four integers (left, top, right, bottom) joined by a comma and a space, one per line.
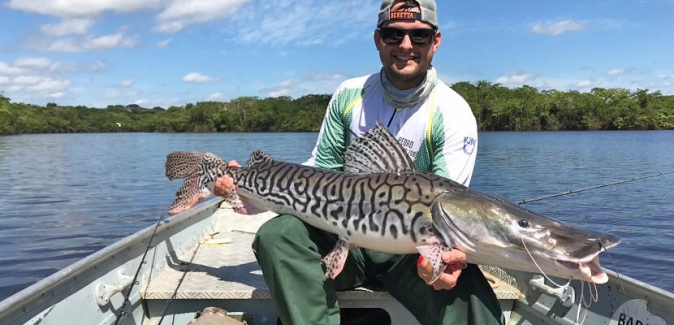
517, 220, 530, 228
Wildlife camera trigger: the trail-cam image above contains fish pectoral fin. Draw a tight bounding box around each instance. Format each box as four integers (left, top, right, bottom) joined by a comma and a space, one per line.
322, 237, 351, 280
168, 172, 212, 216
227, 193, 266, 215
225, 191, 246, 214
416, 243, 452, 284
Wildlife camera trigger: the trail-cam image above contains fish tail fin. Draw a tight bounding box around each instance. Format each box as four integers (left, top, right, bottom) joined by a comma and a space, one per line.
416, 243, 452, 284
165, 151, 228, 216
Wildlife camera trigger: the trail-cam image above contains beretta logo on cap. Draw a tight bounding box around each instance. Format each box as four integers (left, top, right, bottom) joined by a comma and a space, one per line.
389, 11, 422, 21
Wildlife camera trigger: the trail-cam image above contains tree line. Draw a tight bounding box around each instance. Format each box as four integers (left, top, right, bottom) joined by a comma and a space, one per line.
1, 81, 673, 136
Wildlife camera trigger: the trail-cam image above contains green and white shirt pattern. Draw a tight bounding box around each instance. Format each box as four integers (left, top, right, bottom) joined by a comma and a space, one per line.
304, 73, 478, 187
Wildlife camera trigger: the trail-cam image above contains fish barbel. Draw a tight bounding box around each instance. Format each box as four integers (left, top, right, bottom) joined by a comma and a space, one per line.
165, 121, 620, 284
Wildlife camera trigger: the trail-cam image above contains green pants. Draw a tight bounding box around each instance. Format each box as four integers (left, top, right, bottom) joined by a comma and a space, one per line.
252, 214, 505, 325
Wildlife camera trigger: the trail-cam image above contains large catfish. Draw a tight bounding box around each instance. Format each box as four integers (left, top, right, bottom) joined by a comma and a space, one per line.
165, 122, 620, 284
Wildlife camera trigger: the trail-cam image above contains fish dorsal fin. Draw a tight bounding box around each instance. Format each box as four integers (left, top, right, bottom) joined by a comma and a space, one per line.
344, 121, 416, 173
246, 150, 273, 167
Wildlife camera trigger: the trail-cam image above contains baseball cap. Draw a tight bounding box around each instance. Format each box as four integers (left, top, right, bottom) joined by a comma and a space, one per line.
377, 0, 439, 29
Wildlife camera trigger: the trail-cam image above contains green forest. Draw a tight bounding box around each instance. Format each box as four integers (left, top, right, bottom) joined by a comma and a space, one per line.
1, 81, 673, 136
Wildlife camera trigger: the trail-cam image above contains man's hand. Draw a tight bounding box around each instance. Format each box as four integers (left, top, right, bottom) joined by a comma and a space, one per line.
213, 160, 241, 197
417, 250, 467, 290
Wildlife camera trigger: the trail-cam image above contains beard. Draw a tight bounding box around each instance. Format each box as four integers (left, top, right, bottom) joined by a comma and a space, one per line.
382, 61, 430, 89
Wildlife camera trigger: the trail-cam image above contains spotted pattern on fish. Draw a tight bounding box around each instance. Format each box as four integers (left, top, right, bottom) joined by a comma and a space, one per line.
165, 151, 243, 215
322, 237, 350, 279
417, 243, 452, 283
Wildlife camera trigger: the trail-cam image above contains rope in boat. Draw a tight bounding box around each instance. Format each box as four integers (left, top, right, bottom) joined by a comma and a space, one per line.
114, 214, 165, 325
518, 171, 674, 204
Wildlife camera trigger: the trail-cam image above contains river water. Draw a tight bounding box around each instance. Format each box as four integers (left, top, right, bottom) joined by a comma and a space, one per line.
0, 131, 673, 301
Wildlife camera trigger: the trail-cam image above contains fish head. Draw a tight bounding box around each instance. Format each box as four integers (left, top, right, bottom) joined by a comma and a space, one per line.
432, 189, 621, 284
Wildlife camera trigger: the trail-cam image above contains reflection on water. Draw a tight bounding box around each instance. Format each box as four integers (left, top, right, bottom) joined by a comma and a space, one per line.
0, 131, 673, 300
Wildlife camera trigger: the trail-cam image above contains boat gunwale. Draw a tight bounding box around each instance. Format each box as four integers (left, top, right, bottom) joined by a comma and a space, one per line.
0, 198, 223, 323
603, 268, 674, 306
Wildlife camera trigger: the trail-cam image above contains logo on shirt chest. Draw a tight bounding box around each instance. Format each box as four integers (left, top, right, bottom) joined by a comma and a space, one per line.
397, 136, 417, 158
463, 136, 476, 155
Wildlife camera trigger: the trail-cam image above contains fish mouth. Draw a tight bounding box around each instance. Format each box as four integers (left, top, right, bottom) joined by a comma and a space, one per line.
554, 237, 620, 284
556, 255, 608, 284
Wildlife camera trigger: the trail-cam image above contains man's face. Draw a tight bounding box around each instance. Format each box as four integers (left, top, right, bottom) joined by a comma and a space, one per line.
374, 7, 441, 89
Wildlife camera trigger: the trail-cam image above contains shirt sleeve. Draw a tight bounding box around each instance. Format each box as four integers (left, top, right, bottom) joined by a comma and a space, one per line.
430, 102, 478, 187
302, 86, 348, 171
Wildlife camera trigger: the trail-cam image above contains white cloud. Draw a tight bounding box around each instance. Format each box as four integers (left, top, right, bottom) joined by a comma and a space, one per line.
0, 62, 25, 75
577, 80, 592, 88
231, 0, 379, 45
0, 57, 105, 101
28, 78, 70, 93
182, 72, 218, 83
495, 73, 537, 85
31, 33, 137, 52
268, 89, 290, 97
83, 61, 108, 72
640, 78, 673, 91
7, 76, 71, 97
48, 91, 66, 98
14, 57, 52, 69
262, 79, 300, 97
102, 89, 138, 99
154, 21, 183, 34
154, 0, 252, 33
311, 73, 345, 82
7, 0, 163, 17
500, 75, 584, 91
608, 68, 627, 75
532, 20, 588, 36
119, 79, 134, 87
483, 71, 674, 94
13, 75, 43, 85
3, 58, 106, 76
257, 71, 348, 98
86, 33, 136, 50
206, 92, 224, 101
157, 38, 172, 48
41, 18, 94, 36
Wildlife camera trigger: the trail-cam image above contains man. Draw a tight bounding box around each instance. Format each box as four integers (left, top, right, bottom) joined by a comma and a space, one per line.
215, 0, 504, 324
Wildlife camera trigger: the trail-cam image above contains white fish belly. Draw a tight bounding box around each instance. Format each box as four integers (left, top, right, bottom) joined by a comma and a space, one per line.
348, 231, 420, 254
296, 212, 424, 254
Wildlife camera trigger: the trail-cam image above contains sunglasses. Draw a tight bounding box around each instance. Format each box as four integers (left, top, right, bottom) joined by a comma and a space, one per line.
378, 27, 436, 46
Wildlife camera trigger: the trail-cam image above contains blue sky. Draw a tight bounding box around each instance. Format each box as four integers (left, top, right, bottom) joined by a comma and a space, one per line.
0, 0, 672, 108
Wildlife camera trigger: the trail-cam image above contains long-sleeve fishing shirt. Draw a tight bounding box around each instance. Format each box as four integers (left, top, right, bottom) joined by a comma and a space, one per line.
304, 72, 478, 187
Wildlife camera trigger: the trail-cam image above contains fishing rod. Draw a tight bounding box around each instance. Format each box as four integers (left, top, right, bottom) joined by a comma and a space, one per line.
518, 171, 674, 205
115, 214, 165, 325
